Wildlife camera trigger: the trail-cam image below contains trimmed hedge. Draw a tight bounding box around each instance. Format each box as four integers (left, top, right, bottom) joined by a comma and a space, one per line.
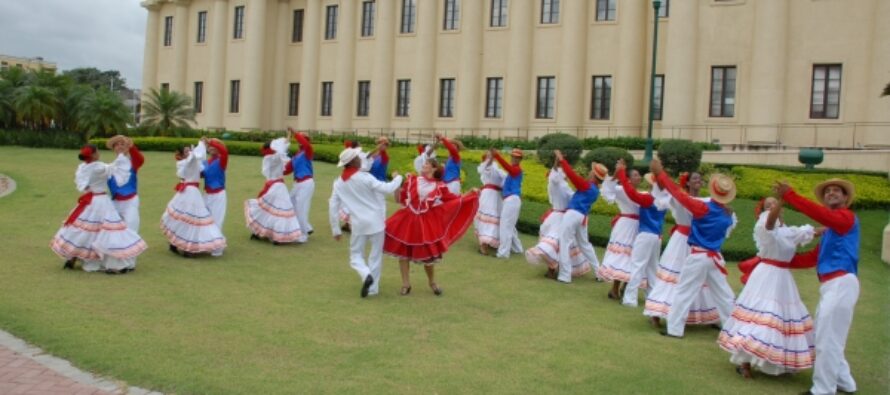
712, 162, 888, 178
0, 129, 84, 149
536, 133, 583, 166
582, 136, 721, 151
729, 166, 890, 210
581, 147, 634, 173
657, 139, 703, 176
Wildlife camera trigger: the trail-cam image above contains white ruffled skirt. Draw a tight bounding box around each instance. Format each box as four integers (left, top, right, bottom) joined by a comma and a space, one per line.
474, 189, 502, 248
644, 232, 720, 324
525, 211, 591, 277
244, 183, 306, 243
161, 186, 227, 253
596, 217, 638, 282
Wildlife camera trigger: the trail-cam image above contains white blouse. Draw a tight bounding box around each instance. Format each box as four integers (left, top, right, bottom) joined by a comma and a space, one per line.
547, 168, 573, 211
176, 141, 206, 182
75, 157, 130, 193
478, 160, 506, 187
601, 176, 640, 215
754, 212, 815, 262
262, 137, 290, 180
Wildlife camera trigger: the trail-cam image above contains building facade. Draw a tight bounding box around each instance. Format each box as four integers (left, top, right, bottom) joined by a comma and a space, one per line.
141, 0, 890, 148
0, 55, 57, 73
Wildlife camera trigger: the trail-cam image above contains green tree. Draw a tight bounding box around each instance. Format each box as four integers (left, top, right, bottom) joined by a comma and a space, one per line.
63, 67, 128, 92
78, 88, 131, 138
13, 85, 57, 129
140, 88, 195, 132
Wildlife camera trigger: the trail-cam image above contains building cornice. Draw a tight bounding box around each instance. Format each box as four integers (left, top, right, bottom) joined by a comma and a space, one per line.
141, 0, 192, 11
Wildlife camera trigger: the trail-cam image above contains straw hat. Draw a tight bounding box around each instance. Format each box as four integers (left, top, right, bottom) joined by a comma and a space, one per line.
106, 135, 132, 150
814, 178, 855, 207
337, 148, 361, 167
708, 173, 737, 204
592, 163, 608, 181
510, 148, 523, 158
376, 136, 390, 145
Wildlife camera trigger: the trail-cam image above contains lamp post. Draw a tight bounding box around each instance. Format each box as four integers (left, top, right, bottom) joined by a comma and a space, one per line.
643, 0, 662, 164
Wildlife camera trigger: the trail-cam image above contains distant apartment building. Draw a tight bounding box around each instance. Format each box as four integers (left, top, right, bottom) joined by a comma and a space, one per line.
0, 54, 57, 73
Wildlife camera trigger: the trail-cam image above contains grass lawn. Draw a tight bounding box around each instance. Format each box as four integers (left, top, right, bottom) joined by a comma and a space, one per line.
0, 146, 887, 394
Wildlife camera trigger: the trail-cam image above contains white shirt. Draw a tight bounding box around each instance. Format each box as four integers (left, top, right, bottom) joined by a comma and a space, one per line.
262, 138, 289, 180
329, 171, 403, 236
76, 159, 129, 193
477, 160, 506, 187
413, 148, 436, 174
754, 212, 815, 262
108, 153, 133, 188
547, 168, 573, 211
601, 176, 640, 215
176, 141, 206, 182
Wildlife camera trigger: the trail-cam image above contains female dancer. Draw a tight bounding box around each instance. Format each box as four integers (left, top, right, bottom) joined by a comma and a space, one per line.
106, 135, 144, 233
285, 127, 315, 235
718, 197, 816, 378
474, 151, 505, 256
597, 167, 642, 299
246, 136, 306, 244
51, 144, 147, 273
384, 158, 479, 296
161, 140, 227, 258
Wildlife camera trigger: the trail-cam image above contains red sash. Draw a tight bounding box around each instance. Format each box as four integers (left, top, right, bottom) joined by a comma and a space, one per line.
482, 184, 502, 191
295, 175, 313, 183
205, 186, 225, 194
610, 213, 639, 227
818, 270, 849, 283
64, 192, 106, 225
669, 224, 691, 236
540, 208, 565, 223
175, 182, 200, 193
690, 246, 727, 276
257, 179, 284, 198
113, 192, 137, 201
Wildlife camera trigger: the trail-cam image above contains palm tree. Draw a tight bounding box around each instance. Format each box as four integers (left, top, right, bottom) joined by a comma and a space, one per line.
56, 82, 92, 132
13, 85, 57, 129
78, 88, 131, 138
140, 88, 195, 132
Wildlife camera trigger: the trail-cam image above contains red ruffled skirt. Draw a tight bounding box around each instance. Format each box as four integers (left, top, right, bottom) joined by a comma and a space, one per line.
384, 192, 479, 263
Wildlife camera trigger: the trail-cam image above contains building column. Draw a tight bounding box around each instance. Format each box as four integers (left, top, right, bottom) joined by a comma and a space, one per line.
662, 0, 698, 140
172, 0, 191, 94
412, 0, 438, 132
240, 0, 268, 130
867, 0, 889, 146
204, 0, 228, 130
271, 0, 291, 130
748, 0, 788, 144
370, 0, 396, 133
614, 0, 647, 136
503, 0, 534, 132
140, 2, 161, 99
334, 0, 357, 131
556, 0, 589, 132
298, 0, 321, 130
456, 0, 483, 134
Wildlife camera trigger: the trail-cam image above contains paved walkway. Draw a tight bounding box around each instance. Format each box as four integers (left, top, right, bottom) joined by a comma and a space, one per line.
0, 330, 160, 395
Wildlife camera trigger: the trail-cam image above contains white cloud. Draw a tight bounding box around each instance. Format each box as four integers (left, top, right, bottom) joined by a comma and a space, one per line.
0, 0, 147, 88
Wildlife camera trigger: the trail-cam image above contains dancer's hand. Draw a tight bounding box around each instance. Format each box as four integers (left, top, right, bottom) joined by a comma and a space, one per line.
649, 158, 663, 175
616, 158, 626, 173
814, 227, 827, 237
333, 234, 341, 242
554, 150, 563, 161
774, 181, 792, 198
391, 171, 400, 179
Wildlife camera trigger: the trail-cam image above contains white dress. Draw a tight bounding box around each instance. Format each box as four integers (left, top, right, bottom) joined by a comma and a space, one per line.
474, 159, 506, 248
160, 142, 227, 254
596, 177, 640, 282
244, 138, 306, 243
644, 196, 720, 324
51, 160, 147, 272
718, 213, 816, 375
525, 168, 592, 277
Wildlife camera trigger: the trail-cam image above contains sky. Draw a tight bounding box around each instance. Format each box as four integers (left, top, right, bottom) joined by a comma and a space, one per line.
0, 0, 147, 89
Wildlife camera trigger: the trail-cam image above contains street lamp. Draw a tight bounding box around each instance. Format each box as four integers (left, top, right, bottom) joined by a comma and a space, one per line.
643, 0, 662, 165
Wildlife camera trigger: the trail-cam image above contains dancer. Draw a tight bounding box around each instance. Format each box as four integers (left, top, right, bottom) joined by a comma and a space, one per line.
475, 151, 506, 256
51, 144, 147, 273
644, 172, 720, 327
329, 148, 403, 298
550, 151, 605, 283
106, 135, 144, 233
652, 159, 737, 338
597, 167, 642, 299
246, 136, 306, 244
161, 140, 227, 258
285, 127, 315, 235
368, 137, 390, 182
618, 161, 668, 307
202, 137, 228, 256
383, 158, 479, 296
413, 142, 437, 174
491, 148, 524, 259
437, 134, 463, 194
776, 179, 859, 395
718, 197, 816, 379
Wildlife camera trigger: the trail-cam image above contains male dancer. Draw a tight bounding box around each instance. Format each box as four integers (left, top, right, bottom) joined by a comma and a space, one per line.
553, 150, 605, 283
286, 127, 315, 235
437, 134, 463, 194
202, 138, 228, 256
107, 135, 144, 232
491, 148, 525, 259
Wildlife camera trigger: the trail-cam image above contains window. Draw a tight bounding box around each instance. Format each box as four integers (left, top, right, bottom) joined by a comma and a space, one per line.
325, 5, 338, 40
657, 0, 669, 18
596, 0, 616, 21
229, 80, 240, 113
401, 0, 416, 33
357, 81, 371, 117
321, 81, 333, 116
163, 16, 173, 46
292, 9, 304, 42
0, 61, 7, 72
396, 79, 411, 117
197, 11, 207, 43
490, 0, 508, 27
233, 5, 245, 39
288, 83, 300, 116
653, 75, 664, 120
709, 66, 736, 118
485, 77, 503, 118
439, 79, 455, 118
541, 0, 559, 24
444, 0, 460, 30
194, 81, 204, 113
160, 83, 170, 93
590, 75, 612, 120
536, 76, 556, 119
361, 1, 375, 37
810, 64, 842, 119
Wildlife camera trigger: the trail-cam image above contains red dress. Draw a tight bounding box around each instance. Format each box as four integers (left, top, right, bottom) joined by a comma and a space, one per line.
384, 175, 479, 263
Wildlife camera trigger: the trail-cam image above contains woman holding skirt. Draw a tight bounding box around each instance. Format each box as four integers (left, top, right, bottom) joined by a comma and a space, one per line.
474, 152, 506, 255
597, 169, 642, 299
245, 136, 306, 244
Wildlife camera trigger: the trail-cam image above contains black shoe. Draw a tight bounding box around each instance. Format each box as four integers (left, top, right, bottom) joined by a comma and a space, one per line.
710, 324, 722, 331
361, 275, 374, 298
182, 252, 196, 259
272, 241, 282, 246
169, 244, 179, 254
659, 330, 683, 339
250, 234, 260, 240
104, 269, 123, 275
63, 258, 76, 270
307, 230, 314, 235
121, 268, 134, 274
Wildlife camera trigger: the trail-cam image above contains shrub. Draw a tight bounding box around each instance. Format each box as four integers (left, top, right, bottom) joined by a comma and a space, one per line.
0, 129, 84, 149
581, 136, 721, 151
536, 133, 583, 166
657, 139, 703, 176
581, 147, 634, 174
729, 166, 890, 210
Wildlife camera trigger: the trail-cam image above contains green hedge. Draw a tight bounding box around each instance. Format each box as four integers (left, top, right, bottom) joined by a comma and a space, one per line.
657, 139, 703, 176
729, 166, 890, 210
582, 136, 721, 151
713, 162, 888, 178
581, 147, 634, 173
0, 129, 84, 149
536, 133, 583, 166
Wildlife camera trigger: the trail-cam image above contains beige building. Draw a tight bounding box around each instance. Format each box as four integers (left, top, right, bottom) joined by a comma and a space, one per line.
0, 55, 56, 73
141, 0, 890, 148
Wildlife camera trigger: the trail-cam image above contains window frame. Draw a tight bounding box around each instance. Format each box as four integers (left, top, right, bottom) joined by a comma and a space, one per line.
657, 0, 669, 18
485, 77, 504, 119
809, 64, 842, 120
400, 0, 416, 34
439, 78, 455, 118
396, 79, 411, 117
321, 81, 333, 117
536, 76, 556, 119
292, 9, 304, 43
595, 0, 616, 22
708, 65, 737, 118
163, 16, 173, 46
490, 0, 508, 27
590, 75, 612, 120
194, 81, 204, 113
357, 80, 371, 117
540, 0, 559, 24
233, 5, 245, 39
443, 0, 460, 31
229, 80, 240, 114
361, 1, 375, 37
196, 11, 207, 43
325, 5, 338, 40
652, 74, 664, 121
288, 82, 300, 117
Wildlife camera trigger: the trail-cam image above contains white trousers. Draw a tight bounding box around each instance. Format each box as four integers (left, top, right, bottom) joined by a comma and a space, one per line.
112, 196, 140, 233
496, 195, 523, 258
446, 180, 461, 195
349, 231, 384, 295
810, 274, 859, 395
290, 179, 315, 234
623, 232, 662, 306
557, 210, 598, 283
204, 190, 227, 256
666, 253, 735, 336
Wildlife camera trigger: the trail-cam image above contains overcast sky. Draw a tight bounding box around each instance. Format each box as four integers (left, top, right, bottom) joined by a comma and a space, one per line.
0, 0, 146, 89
